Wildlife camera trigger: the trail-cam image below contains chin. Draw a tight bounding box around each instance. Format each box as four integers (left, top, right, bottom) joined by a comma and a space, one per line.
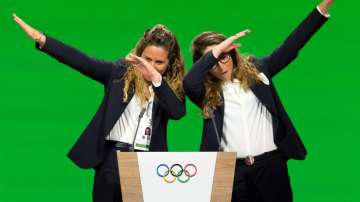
220, 76, 227, 81
224, 74, 231, 81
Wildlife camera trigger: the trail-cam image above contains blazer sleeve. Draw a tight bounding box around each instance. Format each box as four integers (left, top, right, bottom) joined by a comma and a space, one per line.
258, 8, 329, 78
183, 52, 219, 107
153, 79, 186, 120
36, 35, 118, 84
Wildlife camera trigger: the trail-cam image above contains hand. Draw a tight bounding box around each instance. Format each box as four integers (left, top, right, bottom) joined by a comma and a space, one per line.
318, 0, 334, 15
212, 29, 250, 59
126, 54, 162, 84
13, 13, 46, 45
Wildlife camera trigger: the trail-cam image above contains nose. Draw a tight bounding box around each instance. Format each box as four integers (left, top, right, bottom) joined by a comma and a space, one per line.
150, 61, 156, 67
218, 63, 227, 72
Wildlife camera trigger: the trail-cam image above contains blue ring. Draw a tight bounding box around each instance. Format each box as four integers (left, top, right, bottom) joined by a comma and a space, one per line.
156, 164, 169, 177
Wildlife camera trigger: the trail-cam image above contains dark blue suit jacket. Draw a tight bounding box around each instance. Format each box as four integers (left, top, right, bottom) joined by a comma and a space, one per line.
36, 37, 186, 168
183, 8, 328, 160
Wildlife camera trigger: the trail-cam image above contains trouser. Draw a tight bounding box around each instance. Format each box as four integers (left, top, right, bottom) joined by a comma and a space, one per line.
231, 150, 293, 202
92, 141, 140, 202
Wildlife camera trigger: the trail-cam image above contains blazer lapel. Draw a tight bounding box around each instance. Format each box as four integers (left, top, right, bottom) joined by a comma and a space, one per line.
250, 82, 278, 116
103, 78, 135, 135
151, 95, 160, 123
249, 82, 280, 136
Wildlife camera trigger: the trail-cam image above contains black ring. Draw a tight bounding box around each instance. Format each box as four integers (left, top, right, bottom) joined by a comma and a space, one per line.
170, 164, 183, 177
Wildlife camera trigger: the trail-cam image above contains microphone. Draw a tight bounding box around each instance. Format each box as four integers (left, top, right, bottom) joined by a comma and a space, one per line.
138, 108, 146, 119
209, 109, 227, 151
130, 108, 146, 151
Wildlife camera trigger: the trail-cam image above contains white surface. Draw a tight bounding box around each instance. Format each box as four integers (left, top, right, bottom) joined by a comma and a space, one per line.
137, 152, 217, 202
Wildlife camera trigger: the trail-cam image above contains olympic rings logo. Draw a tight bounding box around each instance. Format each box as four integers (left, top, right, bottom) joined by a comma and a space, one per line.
156, 163, 197, 183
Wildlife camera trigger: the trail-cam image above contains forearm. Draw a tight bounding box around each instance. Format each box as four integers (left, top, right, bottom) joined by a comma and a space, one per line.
36, 35, 115, 84
153, 80, 186, 120
183, 52, 218, 105
265, 7, 329, 77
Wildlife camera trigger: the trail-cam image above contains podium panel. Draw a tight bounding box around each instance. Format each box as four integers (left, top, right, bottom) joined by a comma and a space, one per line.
117, 152, 236, 202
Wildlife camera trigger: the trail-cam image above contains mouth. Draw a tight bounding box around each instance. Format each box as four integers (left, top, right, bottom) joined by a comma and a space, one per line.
221, 71, 228, 75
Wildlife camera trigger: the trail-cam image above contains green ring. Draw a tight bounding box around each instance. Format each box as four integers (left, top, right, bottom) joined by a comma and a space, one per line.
177, 170, 191, 183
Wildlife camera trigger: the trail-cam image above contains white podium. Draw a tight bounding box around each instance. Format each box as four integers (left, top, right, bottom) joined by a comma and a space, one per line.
117, 152, 236, 202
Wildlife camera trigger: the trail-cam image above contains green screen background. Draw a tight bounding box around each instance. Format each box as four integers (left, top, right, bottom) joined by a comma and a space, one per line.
1, 0, 359, 201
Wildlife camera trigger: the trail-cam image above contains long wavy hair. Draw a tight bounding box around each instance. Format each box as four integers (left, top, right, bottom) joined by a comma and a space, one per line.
123, 24, 185, 105
191, 31, 261, 118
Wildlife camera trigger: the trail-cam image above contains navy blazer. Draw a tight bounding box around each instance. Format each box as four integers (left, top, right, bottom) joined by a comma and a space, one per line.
36, 37, 186, 168
183, 8, 328, 160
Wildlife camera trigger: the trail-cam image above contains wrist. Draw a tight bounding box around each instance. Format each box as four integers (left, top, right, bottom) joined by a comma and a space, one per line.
34, 32, 43, 42
212, 48, 221, 59
151, 73, 162, 87
35, 32, 46, 49
317, 1, 331, 16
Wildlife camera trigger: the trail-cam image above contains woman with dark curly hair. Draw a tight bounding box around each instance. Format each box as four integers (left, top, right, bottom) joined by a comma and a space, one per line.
13, 15, 185, 202
184, 1, 334, 201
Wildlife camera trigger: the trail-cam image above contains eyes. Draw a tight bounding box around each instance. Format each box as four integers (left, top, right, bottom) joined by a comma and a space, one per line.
211, 54, 231, 71
211, 64, 220, 71
144, 56, 165, 65
218, 54, 231, 64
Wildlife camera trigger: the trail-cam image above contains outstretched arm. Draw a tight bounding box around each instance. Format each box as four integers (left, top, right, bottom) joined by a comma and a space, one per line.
13, 14, 116, 84
258, 0, 333, 78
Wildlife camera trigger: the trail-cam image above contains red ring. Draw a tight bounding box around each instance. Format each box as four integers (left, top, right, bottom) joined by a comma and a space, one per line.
184, 163, 197, 177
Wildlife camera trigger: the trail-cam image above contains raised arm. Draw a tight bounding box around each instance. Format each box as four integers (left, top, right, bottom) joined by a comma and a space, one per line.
183, 30, 250, 107
126, 54, 186, 120
13, 14, 116, 84
183, 52, 218, 107
258, 0, 333, 77
153, 81, 186, 120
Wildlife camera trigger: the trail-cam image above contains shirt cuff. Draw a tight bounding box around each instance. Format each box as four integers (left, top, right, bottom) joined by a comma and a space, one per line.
152, 76, 162, 87
316, 6, 330, 18
35, 33, 47, 50
36, 42, 45, 50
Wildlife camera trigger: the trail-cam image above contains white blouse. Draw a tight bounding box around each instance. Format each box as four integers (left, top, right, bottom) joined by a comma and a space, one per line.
106, 78, 162, 144
221, 79, 277, 158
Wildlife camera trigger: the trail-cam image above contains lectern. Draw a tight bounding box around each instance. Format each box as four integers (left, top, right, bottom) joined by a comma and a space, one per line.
117, 152, 236, 202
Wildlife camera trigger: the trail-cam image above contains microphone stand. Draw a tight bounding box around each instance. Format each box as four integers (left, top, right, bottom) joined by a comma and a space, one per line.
130, 108, 146, 151
209, 110, 227, 151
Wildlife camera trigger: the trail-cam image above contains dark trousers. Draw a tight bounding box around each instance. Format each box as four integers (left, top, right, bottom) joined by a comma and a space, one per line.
231, 151, 293, 202
92, 142, 124, 202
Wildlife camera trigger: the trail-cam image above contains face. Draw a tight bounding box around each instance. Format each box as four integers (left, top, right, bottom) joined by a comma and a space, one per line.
141, 45, 170, 75
203, 45, 233, 81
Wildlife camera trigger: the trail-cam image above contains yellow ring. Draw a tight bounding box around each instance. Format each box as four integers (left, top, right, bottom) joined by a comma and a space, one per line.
163, 170, 176, 183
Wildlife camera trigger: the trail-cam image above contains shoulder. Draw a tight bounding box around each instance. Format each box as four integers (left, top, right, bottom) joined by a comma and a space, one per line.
114, 58, 127, 67
249, 56, 272, 76
248, 56, 263, 71
108, 59, 129, 79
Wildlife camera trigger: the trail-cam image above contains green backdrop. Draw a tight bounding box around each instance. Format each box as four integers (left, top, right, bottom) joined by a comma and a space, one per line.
1, 0, 359, 201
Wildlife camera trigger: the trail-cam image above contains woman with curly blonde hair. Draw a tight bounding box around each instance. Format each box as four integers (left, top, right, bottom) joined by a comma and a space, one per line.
13, 15, 185, 202
184, 1, 334, 201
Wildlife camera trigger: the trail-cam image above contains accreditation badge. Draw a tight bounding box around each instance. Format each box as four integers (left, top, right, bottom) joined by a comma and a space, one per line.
134, 118, 152, 151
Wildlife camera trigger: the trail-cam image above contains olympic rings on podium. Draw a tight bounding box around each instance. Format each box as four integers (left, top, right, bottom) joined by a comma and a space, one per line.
156, 163, 197, 183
